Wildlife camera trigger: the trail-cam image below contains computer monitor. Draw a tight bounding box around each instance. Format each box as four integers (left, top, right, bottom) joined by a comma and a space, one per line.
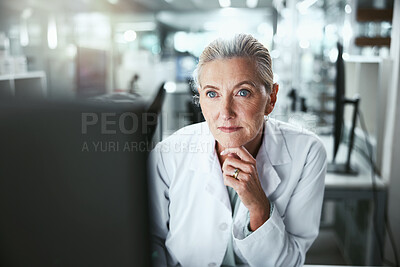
0, 99, 152, 266
328, 42, 359, 175
332, 42, 345, 162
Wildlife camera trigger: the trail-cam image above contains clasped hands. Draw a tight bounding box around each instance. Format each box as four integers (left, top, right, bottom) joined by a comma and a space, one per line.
220, 146, 270, 231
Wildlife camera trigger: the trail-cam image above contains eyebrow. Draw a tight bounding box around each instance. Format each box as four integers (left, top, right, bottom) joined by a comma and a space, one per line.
235, 80, 257, 88
201, 80, 257, 90
202, 85, 220, 90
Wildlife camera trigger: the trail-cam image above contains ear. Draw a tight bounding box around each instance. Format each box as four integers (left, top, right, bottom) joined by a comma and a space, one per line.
265, 83, 279, 115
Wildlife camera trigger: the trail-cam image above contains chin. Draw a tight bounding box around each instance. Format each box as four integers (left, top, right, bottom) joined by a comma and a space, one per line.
215, 135, 248, 149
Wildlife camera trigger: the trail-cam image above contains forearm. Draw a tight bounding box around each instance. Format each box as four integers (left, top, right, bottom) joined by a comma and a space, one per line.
234, 206, 313, 267
248, 200, 271, 231
245, 201, 274, 235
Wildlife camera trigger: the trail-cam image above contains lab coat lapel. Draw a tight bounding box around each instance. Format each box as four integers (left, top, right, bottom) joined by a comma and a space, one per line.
256, 119, 291, 197
204, 157, 232, 214
189, 125, 232, 213
256, 159, 282, 198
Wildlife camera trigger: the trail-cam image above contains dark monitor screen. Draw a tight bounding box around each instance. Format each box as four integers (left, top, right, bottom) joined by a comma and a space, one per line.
333, 42, 345, 161
0, 100, 151, 266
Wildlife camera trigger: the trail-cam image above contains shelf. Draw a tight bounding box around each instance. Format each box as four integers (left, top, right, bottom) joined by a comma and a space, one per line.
0, 75, 12, 81
0, 71, 46, 81
356, 8, 393, 22
354, 37, 391, 47
0, 71, 47, 98
345, 55, 382, 63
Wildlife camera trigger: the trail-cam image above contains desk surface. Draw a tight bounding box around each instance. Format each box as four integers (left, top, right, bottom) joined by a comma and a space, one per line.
319, 135, 387, 190
239, 266, 381, 267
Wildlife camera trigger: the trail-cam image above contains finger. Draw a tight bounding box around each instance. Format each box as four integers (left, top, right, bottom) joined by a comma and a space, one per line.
220, 146, 255, 164
223, 165, 242, 179
223, 172, 240, 189
223, 164, 239, 176
223, 165, 255, 185
222, 156, 255, 174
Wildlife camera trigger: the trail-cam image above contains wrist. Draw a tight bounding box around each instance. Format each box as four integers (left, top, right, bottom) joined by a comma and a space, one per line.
249, 203, 270, 231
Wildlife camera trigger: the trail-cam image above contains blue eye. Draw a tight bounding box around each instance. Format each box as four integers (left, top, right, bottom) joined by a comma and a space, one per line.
238, 89, 250, 97
206, 91, 217, 98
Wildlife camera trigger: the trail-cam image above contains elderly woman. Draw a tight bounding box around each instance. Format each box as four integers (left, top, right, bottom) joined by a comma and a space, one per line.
149, 34, 327, 267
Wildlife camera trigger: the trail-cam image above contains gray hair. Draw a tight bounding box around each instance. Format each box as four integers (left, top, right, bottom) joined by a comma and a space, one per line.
193, 33, 274, 94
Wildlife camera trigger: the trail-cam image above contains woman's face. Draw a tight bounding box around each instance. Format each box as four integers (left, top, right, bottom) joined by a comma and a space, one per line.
198, 57, 276, 152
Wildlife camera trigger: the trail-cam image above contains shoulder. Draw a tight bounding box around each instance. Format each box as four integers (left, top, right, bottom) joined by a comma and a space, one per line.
153, 122, 209, 150
269, 119, 326, 158
150, 122, 212, 162
269, 118, 314, 136
148, 122, 212, 183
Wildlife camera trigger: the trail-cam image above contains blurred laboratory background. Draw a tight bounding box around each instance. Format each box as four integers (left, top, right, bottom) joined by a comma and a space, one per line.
1, 0, 400, 266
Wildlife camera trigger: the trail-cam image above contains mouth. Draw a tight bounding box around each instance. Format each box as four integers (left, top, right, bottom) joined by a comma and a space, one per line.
217, 126, 243, 133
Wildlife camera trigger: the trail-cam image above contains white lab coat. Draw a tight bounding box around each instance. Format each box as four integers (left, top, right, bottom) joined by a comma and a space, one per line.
148, 119, 327, 267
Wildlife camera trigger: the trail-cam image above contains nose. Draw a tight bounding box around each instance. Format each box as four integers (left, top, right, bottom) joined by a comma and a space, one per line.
220, 96, 235, 120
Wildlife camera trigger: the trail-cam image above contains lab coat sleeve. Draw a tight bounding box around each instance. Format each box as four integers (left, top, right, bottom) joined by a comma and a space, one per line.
148, 146, 179, 267
233, 139, 327, 267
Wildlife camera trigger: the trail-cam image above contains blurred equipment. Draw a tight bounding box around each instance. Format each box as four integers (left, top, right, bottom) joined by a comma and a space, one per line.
328, 42, 360, 175
0, 32, 43, 99
76, 47, 108, 98
129, 73, 140, 95
287, 88, 298, 112
0, 99, 151, 266
0, 32, 10, 58
175, 53, 197, 82
88, 82, 166, 142
300, 97, 308, 112
287, 88, 308, 113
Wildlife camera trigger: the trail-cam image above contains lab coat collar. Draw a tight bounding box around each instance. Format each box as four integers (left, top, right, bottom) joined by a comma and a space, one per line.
253, 118, 291, 198
262, 118, 292, 166
188, 122, 232, 212
190, 122, 217, 173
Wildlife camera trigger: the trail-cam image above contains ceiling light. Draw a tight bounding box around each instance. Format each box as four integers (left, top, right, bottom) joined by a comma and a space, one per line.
299, 39, 310, 49
345, 4, 352, 14
123, 30, 137, 42
20, 21, 29, 47
219, 0, 231, 8
329, 48, 338, 62
47, 16, 58, 49
246, 0, 258, 8
164, 81, 176, 93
